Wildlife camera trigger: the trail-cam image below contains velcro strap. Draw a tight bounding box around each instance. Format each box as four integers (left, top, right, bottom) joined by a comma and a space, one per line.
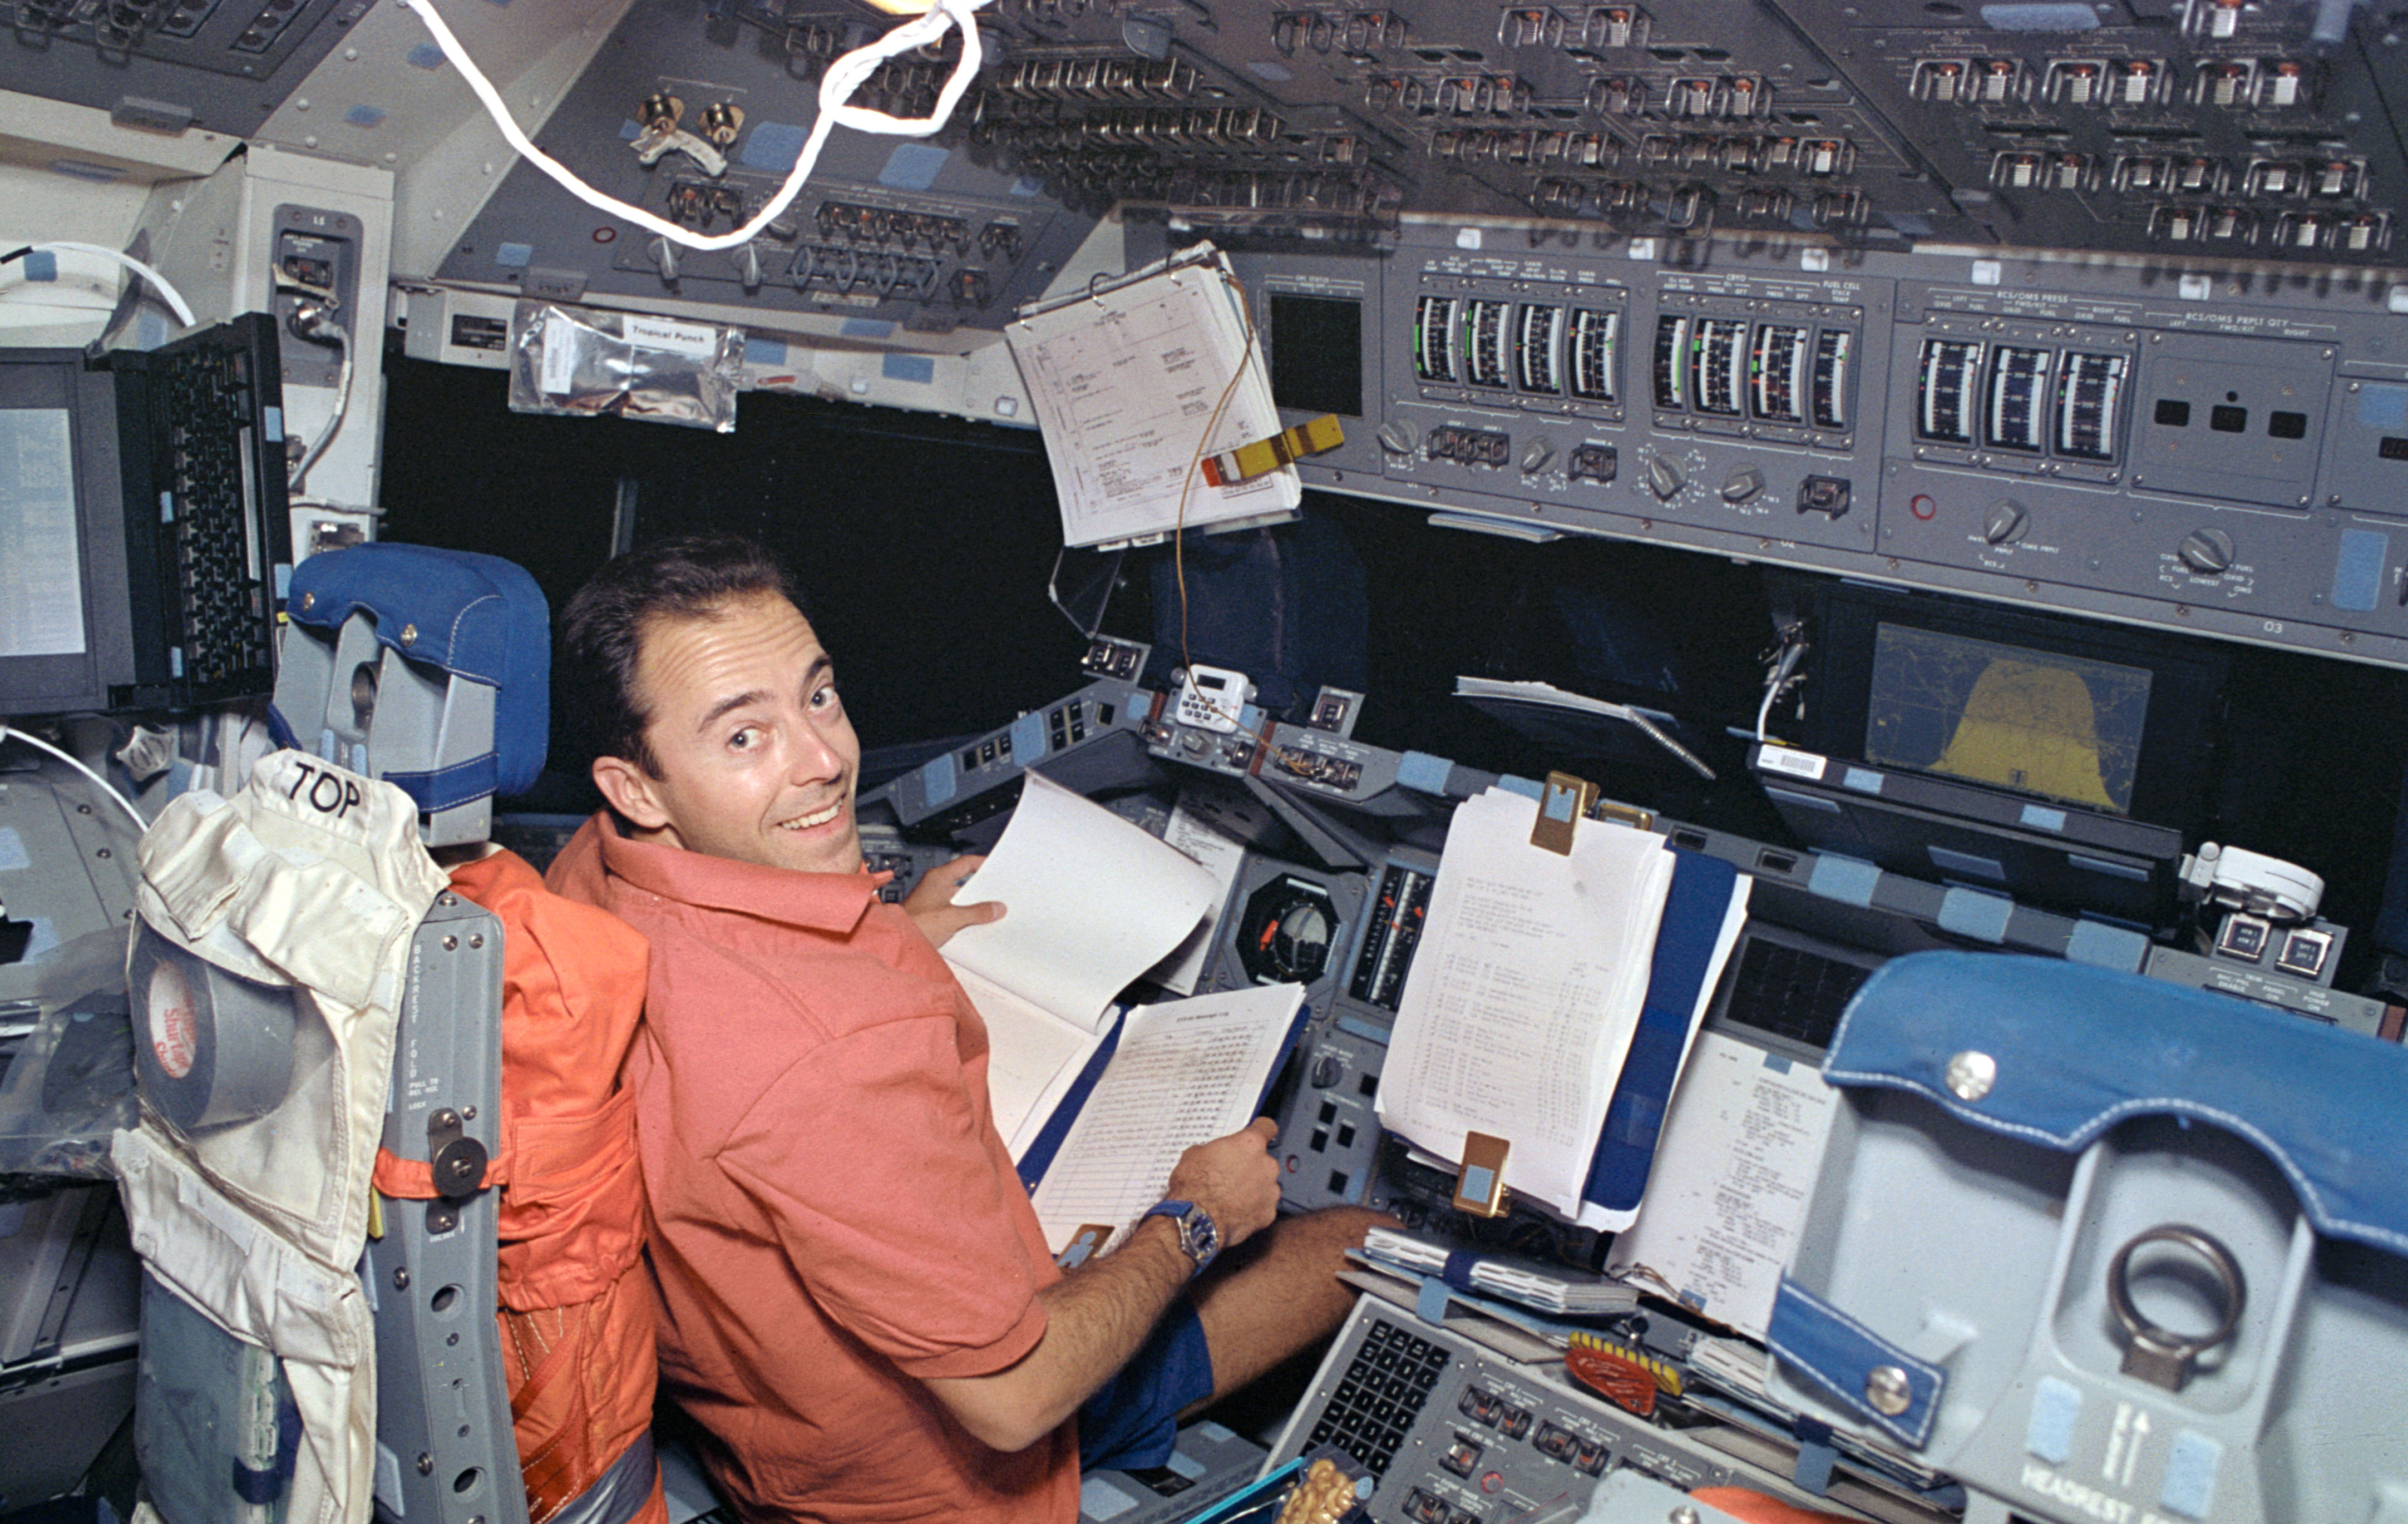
372, 1144, 510, 1200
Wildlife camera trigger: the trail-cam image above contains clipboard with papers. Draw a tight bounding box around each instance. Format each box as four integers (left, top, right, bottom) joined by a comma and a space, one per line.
1373, 785, 1752, 1230
938, 771, 1311, 1257
1004, 242, 1302, 550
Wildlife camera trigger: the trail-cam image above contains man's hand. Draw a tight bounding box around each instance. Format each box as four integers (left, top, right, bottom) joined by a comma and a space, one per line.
924, 1115, 1292, 1453
902, 854, 1005, 948
1163, 1117, 1284, 1250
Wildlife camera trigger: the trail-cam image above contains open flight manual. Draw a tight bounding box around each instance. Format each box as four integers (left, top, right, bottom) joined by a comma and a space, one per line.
1005, 242, 1300, 549
940, 773, 1310, 1254
1376, 786, 1750, 1226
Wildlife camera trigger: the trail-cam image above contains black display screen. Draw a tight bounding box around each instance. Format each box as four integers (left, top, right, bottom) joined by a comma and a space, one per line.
1267, 294, 1364, 419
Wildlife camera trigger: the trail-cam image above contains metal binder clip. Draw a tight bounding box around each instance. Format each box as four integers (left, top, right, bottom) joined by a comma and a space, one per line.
1531, 771, 1598, 855
2108, 1224, 2246, 1392
1454, 1131, 1512, 1218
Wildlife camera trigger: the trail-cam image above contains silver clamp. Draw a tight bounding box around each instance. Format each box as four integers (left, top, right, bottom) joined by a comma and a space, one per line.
2108, 1224, 2246, 1392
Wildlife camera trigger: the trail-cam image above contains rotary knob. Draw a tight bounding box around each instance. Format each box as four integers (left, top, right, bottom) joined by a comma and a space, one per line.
2178, 528, 2235, 575
1647, 455, 1686, 502
1982, 499, 2030, 546
1376, 421, 1420, 457
1521, 439, 1556, 476
1721, 467, 1765, 503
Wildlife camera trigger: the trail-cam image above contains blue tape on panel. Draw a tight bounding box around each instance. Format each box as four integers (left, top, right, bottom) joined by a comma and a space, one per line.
2333, 528, 2389, 613
1335, 1015, 1387, 1043
2020, 804, 2067, 831
882, 353, 936, 385
1010, 711, 1046, 760
2160, 1431, 2222, 1519
495, 243, 533, 268
1980, 2, 2098, 25
22, 250, 55, 280
740, 122, 807, 173
2025, 1377, 2082, 1464
878, 144, 950, 190
1807, 854, 1881, 906
1544, 784, 1578, 822
1843, 766, 1883, 794
919, 750, 958, 808
1929, 845, 2007, 882
2358, 383, 2408, 431
744, 337, 786, 367
2068, 853, 2148, 882
1938, 885, 2014, 943
1495, 775, 1545, 801
1397, 751, 1453, 793
2066, 918, 2150, 971
840, 318, 896, 339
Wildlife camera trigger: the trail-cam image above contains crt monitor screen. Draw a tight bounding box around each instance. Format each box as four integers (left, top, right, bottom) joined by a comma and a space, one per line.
1864, 622, 2154, 817
1795, 578, 2230, 833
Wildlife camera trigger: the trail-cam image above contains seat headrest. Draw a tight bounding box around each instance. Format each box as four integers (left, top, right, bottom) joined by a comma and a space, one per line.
277, 543, 550, 806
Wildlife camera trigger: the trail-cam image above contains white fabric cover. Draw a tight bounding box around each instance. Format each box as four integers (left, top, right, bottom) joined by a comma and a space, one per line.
117, 1127, 375, 1524
132, 752, 448, 1268
119, 754, 447, 1524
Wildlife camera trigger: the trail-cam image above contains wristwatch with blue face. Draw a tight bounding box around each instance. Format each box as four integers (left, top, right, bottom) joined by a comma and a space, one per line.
1141, 1199, 1221, 1278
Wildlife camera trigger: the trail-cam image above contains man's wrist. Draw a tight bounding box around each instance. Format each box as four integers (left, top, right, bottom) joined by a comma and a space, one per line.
1139, 1199, 1220, 1279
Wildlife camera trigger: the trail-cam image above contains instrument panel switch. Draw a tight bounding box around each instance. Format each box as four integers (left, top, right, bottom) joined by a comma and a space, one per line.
1799, 475, 1851, 517
1720, 466, 1764, 503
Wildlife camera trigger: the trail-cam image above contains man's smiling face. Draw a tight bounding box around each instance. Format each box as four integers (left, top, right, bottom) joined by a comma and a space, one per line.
600, 590, 865, 876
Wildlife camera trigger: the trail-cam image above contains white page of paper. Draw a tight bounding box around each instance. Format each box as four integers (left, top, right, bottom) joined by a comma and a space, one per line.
1377, 788, 1674, 1217
1030, 982, 1304, 1254
1007, 254, 1300, 549
1575, 874, 1754, 1233
943, 771, 1218, 1035
1605, 1030, 1840, 1340
955, 965, 1113, 1158
1143, 802, 1250, 995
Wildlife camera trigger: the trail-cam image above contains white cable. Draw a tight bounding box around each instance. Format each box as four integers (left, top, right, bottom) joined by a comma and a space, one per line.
397, 0, 990, 255
1, 724, 149, 833
289, 319, 353, 496
28, 242, 199, 329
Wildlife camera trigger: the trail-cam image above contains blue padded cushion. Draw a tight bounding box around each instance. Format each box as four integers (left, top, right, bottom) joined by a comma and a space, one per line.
285, 543, 550, 797
1825, 950, 2408, 1259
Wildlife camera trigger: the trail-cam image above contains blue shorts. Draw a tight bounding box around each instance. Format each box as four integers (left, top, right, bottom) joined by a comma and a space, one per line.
1076, 1296, 1214, 1472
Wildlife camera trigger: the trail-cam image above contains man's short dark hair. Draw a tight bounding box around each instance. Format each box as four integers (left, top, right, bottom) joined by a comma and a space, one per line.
558, 532, 808, 776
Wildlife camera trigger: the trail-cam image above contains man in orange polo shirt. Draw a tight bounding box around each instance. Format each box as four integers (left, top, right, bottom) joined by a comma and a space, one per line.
548, 533, 1381, 1523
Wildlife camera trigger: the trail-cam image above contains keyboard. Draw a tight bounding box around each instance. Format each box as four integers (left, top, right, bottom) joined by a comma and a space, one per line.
1720, 934, 1876, 1052
1300, 1315, 1452, 1476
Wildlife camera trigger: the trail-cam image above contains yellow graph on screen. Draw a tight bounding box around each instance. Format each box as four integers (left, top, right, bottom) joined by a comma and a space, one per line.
1933, 658, 2115, 810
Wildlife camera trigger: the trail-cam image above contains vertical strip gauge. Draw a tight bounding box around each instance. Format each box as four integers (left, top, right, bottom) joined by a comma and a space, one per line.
1414, 295, 1461, 384
1985, 345, 2054, 452
1349, 860, 1434, 1013
1749, 323, 1809, 422
1653, 314, 1690, 409
1694, 319, 1748, 415
1918, 338, 1985, 444
2056, 350, 2129, 461
1516, 304, 1563, 394
1465, 299, 1514, 388
1811, 329, 1852, 430
1569, 309, 1619, 403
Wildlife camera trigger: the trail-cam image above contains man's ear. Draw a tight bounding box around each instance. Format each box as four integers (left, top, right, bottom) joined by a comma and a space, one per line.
592, 754, 673, 832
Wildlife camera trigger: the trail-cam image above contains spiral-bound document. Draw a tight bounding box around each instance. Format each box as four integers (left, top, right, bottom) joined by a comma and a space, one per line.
1006, 243, 1301, 549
